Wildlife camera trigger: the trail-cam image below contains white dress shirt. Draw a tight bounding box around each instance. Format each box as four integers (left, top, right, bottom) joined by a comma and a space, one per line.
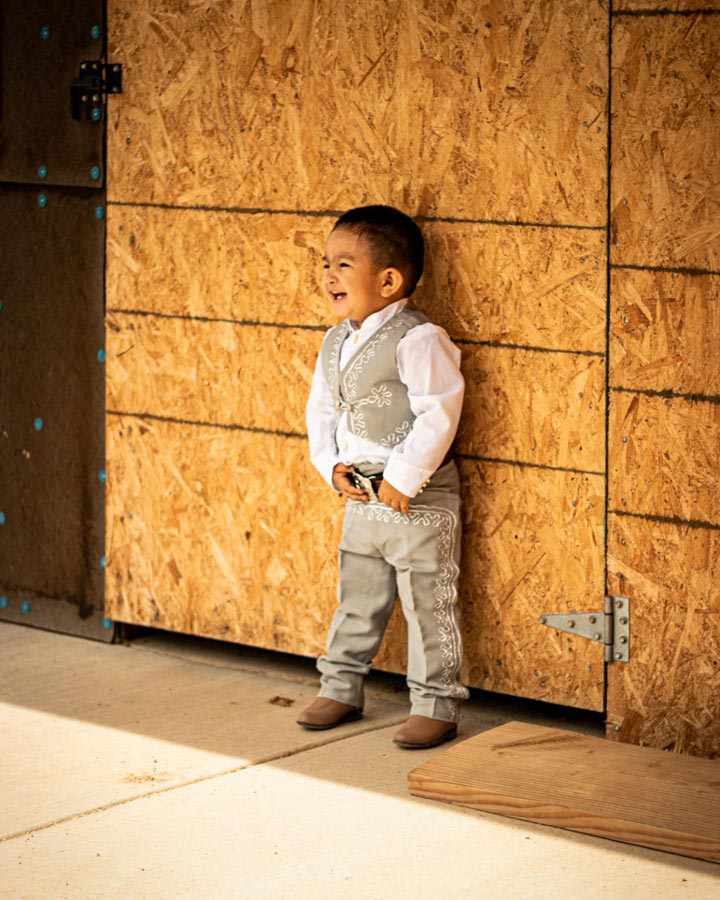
306, 299, 465, 498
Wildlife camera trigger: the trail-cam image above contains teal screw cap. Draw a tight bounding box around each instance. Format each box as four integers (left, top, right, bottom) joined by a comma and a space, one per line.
0, 596, 7, 609
40, 26, 51, 40
91, 107, 102, 122
0, 512, 6, 525
91, 25, 102, 40
101, 555, 106, 568
98, 348, 106, 362
38, 165, 48, 179
95, 206, 105, 220
38, 194, 48, 208
21, 601, 31, 614
90, 166, 101, 181
99, 469, 107, 483
34, 418, 44, 431
102, 618, 113, 630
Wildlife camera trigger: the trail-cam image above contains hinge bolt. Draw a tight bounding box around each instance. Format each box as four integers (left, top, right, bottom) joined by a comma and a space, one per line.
593, 632, 601, 640
618, 635, 627, 644
539, 616, 546, 625
619, 616, 628, 625
615, 599, 623, 609
566, 620, 575, 628
588, 615, 596, 624
615, 652, 622, 660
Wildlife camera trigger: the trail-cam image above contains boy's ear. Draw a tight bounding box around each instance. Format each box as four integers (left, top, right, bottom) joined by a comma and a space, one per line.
379, 267, 405, 298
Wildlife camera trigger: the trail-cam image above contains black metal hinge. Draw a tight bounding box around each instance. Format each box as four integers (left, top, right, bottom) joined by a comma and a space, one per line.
70, 60, 123, 120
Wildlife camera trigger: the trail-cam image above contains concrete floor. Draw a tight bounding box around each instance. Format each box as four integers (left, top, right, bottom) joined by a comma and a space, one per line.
1, 621, 718, 899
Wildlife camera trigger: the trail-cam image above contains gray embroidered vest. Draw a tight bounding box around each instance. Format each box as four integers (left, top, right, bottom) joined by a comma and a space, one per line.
320, 308, 429, 447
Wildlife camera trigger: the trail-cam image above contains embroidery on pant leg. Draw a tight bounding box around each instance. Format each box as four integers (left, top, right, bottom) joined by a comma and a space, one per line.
347, 502, 468, 705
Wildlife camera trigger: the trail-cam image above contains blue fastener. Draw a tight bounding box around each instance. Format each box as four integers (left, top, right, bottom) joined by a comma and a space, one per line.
91, 107, 102, 122
34, 418, 44, 431
90, 166, 101, 181
91, 25, 102, 40
95, 206, 105, 220
21, 601, 31, 614
38, 194, 48, 208
102, 618, 113, 630
99, 469, 107, 483
97, 349, 106, 362
101, 555, 106, 568
0, 596, 7, 609
40, 26, 51, 40
0, 512, 6, 525
38, 165, 48, 179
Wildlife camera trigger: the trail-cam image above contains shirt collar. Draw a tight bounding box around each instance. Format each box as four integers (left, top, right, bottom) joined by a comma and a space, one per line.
349, 298, 408, 334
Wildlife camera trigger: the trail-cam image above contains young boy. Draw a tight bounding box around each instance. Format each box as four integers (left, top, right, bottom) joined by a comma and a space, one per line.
298, 205, 468, 749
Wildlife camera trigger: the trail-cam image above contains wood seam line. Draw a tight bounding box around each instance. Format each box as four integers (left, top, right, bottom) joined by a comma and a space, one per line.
105, 200, 605, 232
613, 8, 720, 17
105, 410, 306, 440
611, 385, 720, 406
107, 307, 326, 332
610, 509, 720, 532
0, 720, 406, 846
455, 339, 604, 358
106, 308, 604, 358
457, 454, 604, 478
612, 262, 720, 278
604, 0, 614, 670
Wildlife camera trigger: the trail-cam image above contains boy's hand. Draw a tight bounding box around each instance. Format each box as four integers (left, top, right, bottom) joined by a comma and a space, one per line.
378, 479, 410, 516
332, 463, 369, 502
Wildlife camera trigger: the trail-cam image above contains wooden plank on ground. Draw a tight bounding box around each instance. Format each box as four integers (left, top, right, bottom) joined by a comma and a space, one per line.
408, 721, 720, 863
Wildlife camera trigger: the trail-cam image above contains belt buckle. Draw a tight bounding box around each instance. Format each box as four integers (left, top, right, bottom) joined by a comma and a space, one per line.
352, 470, 381, 501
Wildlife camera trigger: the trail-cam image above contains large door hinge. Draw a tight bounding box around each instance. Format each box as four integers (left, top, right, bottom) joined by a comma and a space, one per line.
71, 61, 123, 120
538, 596, 630, 662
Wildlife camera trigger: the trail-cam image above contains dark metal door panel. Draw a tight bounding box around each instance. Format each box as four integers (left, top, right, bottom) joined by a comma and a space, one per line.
0, 185, 108, 639
0, 1, 105, 187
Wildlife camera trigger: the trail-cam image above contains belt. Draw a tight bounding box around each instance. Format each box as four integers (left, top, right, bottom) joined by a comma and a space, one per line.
353, 450, 455, 493
352, 470, 384, 493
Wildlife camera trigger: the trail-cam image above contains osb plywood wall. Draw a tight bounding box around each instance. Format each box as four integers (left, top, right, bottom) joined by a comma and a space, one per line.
105, 0, 719, 752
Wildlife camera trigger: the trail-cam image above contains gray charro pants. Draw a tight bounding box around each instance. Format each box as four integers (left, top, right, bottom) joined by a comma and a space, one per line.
317, 461, 469, 722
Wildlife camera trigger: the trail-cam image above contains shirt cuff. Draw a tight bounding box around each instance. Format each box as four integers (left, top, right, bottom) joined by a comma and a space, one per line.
382, 456, 434, 499
313, 450, 342, 492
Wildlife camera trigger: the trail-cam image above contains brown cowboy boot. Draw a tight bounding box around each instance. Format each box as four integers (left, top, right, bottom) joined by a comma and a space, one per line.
392, 715, 457, 749
296, 698, 363, 731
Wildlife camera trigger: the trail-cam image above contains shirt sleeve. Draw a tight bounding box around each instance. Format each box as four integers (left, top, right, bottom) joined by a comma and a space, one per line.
305, 346, 341, 490
383, 323, 465, 498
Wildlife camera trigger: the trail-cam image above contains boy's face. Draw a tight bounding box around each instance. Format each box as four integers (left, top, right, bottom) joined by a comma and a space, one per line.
322, 228, 401, 325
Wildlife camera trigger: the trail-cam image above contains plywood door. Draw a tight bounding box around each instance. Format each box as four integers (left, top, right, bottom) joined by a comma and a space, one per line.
606, 9, 720, 754
104, 1, 610, 711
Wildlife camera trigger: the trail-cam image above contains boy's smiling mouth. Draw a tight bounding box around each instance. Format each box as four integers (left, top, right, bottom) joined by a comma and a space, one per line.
330, 291, 347, 302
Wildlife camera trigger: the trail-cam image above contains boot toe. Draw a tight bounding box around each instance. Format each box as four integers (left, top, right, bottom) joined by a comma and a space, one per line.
393, 715, 457, 749
297, 698, 363, 730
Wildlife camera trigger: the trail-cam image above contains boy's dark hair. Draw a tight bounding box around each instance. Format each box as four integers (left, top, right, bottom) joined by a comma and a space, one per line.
332, 205, 425, 296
